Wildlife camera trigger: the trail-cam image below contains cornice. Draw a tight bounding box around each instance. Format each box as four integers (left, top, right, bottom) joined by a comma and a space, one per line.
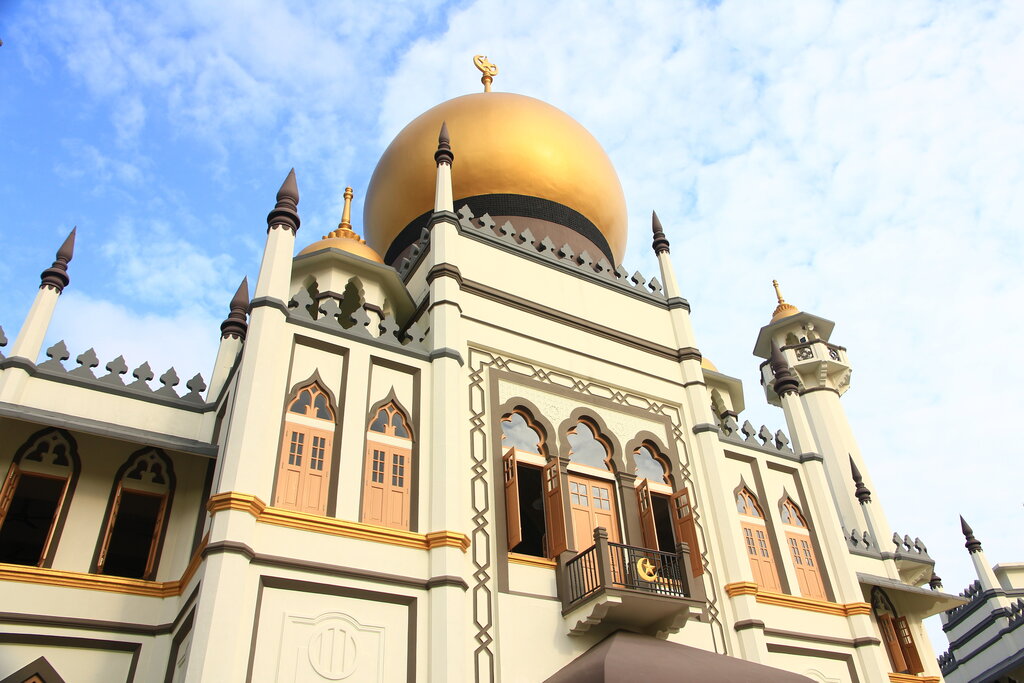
723, 582, 871, 617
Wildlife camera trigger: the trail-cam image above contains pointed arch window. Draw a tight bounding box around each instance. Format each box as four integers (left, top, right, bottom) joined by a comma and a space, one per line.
96, 448, 174, 579
631, 443, 702, 575
274, 382, 335, 515
780, 498, 826, 600
362, 402, 413, 530
0, 429, 79, 567
737, 488, 782, 592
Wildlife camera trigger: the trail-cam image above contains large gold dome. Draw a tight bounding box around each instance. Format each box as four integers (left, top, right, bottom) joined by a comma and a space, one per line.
363, 92, 628, 263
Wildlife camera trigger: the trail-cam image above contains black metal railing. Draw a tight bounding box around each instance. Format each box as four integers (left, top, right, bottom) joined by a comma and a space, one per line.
562, 527, 693, 607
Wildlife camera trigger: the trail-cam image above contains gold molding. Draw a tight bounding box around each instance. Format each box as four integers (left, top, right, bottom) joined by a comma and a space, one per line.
0, 536, 208, 598
208, 491, 470, 552
888, 675, 940, 683
724, 582, 871, 617
508, 552, 557, 569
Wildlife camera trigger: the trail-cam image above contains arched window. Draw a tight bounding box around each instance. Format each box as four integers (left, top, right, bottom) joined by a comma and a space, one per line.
361, 401, 413, 530
737, 487, 782, 592
780, 498, 826, 599
96, 448, 174, 579
871, 587, 924, 675
0, 428, 79, 567
274, 382, 335, 515
632, 443, 704, 577
566, 420, 620, 551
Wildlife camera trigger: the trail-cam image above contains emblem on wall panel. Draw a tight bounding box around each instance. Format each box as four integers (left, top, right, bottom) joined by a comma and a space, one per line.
276, 612, 385, 682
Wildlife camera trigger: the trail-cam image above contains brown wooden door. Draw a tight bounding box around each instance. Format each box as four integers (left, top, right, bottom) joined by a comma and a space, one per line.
671, 487, 703, 576
542, 460, 567, 556
879, 613, 909, 672
568, 474, 620, 551
635, 479, 657, 550
503, 449, 522, 550
361, 442, 411, 530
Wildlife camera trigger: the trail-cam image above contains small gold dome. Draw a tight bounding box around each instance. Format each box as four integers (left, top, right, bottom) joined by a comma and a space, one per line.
770, 279, 800, 322
363, 92, 627, 262
298, 187, 384, 263
700, 356, 718, 372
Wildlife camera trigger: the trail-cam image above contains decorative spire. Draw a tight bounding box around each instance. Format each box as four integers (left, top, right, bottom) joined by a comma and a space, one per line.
220, 278, 249, 340
769, 340, 800, 396
850, 456, 872, 504
320, 187, 370, 244
960, 515, 983, 554
473, 54, 499, 92
40, 227, 76, 293
267, 168, 300, 233
435, 121, 454, 166
651, 211, 670, 255
929, 572, 943, 590
770, 279, 799, 322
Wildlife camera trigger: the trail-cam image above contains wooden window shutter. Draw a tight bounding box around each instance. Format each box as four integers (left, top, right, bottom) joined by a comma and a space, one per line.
542, 460, 567, 556
895, 616, 924, 674
879, 614, 908, 672
143, 494, 169, 579
96, 484, 124, 573
0, 466, 22, 522
503, 449, 522, 550
635, 478, 658, 550
671, 487, 703, 576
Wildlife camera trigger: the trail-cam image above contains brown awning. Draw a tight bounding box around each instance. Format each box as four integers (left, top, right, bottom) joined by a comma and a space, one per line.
545, 630, 815, 683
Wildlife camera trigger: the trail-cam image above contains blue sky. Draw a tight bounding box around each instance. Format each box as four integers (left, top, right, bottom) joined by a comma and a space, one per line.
2, 0, 1023, 652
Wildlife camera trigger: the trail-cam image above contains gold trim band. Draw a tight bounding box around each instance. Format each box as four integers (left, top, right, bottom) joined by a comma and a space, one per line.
723, 582, 871, 617
888, 675, 939, 683
0, 536, 207, 598
508, 552, 557, 569
207, 492, 470, 552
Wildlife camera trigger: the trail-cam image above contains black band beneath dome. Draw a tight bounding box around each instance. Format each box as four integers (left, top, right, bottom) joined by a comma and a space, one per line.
384, 193, 614, 265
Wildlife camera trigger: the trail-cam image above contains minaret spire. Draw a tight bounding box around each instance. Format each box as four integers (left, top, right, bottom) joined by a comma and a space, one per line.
40, 227, 76, 293
960, 515, 983, 554
267, 168, 300, 234
770, 279, 799, 322
433, 122, 454, 214
220, 278, 250, 340
651, 211, 670, 255
850, 455, 872, 503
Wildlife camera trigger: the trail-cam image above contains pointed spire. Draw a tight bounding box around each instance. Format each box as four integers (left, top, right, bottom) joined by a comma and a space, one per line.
769, 340, 800, 396
770, 279, 799, 322
219, 277, 250, 340
339, 186, 353, 231
267, 168, 300, 233
929, 572, 943, 590
40, 227, 76, 293
435, 121, 454, 166
960, 515, 983, 554
850, 455, 872, 503
651, 211, 670, 255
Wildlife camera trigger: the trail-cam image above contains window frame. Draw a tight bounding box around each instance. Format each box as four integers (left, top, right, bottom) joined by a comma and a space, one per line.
273, 380, 337, 516
361, 400, 415, 531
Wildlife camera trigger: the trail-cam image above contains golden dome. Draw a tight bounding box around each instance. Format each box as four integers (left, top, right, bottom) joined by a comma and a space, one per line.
363, 92, 627, 263
700, 356, 718, 372
299, 187, 384, 263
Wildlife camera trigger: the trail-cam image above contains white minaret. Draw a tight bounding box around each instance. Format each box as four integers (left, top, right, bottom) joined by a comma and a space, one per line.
0, 228, 76, 402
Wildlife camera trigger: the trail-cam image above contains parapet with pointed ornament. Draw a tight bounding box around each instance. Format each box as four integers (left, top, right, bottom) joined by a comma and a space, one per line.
40, 227, 76, 293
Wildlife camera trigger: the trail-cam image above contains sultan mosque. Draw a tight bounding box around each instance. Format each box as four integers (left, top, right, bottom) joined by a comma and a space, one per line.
0, 57, 1019, 683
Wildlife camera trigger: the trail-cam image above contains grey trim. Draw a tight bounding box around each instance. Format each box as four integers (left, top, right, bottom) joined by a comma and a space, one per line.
429, 348, 465, 366
945, 607, 1010, 652
428, 210, 459, 228
692, 423, 719, 434
763, 627, 880, 648
0, 633, 141, 683
458, 277, 683, 361
798, 452, 824, 463
734, 619, 766, 631
765, 643, 859, 683
202, 540, 467, 590
799, 386, 841, 396
0, 356, 36, 373
0, 611, 173, 636
0, 402, 218, 457
720, 437, 801, 462
427, 298, 464, 315
162, 608, 194, 683
677, 347, 702, 362
943, 587, 1005, 631
249, 295, 290, 316
286, 314, 431, 362
681, 380, 707, 389
426, 263, 463, 286
666, 297, 691, 311
965, 640, 1024, 681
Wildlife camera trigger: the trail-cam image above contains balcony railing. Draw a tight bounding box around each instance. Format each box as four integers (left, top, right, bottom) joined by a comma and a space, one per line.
558, 527, 705, 636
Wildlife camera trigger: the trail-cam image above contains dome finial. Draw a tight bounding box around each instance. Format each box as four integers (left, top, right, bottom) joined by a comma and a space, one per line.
323, 187, 362, 242
473, 55, 499, 92
651, 211, 670, 255
770, 279, 800, 322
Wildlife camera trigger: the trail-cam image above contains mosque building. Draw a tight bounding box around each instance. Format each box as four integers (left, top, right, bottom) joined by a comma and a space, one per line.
0, 57, 972, 682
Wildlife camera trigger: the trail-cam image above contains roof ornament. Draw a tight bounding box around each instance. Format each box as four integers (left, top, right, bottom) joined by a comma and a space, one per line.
651, 211, 670, 255
960, 515, 983, 554
322, 187, 369, 244
40, 227, 77, 293
769, 340, 800, 397
850, 456, 872, 504
771, 279, 799, 322
473, 55, 499, 92
267, 168, 300, 233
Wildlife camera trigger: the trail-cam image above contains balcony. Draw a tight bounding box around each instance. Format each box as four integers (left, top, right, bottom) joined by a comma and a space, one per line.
557, 527, 705, 637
